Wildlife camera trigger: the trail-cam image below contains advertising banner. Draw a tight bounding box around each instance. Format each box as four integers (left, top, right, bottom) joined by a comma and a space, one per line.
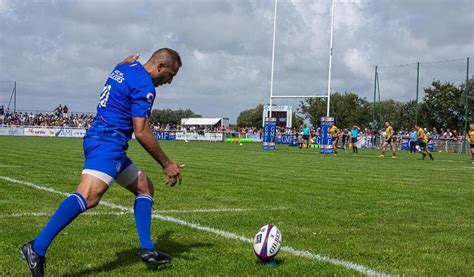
262, 118, 277, 150
0, 126, 24, 136
55, 127, 87, 138
320, 117, 334, 154
175, 131, 224, 141
277, 134, 296, 145
24, 127, 56, 137
154, 131, 176, 141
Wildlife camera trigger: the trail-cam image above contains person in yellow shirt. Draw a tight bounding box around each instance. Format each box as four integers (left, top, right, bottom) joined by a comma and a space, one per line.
468, 122, 474, 164
329, 122, 340, 155
416, 124, 434, 160
379, 121, 397, 158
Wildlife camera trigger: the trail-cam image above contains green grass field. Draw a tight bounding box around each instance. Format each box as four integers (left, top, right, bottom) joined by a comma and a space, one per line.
0, 136, 472, 276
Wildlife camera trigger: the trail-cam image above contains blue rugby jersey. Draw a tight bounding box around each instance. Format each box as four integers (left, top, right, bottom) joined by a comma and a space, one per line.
351, 128, 359, 138
303, 127, 310, 136
85, 62, 155, 146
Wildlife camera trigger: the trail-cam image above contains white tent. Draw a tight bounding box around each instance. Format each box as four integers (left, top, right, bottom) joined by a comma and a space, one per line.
181, 117, 229, 128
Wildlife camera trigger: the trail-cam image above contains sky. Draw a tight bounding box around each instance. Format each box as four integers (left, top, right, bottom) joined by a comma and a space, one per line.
0, 0, 473, 122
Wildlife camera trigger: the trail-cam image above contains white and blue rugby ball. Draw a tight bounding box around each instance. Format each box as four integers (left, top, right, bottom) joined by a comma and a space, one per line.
253, 224, 282, 261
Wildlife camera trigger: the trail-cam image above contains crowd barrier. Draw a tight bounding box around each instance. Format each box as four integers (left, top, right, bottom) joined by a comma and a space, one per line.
0, 126, 469, 152
154, 131, 224, 142
375, 135, 469, 153
0, 126, 226, 142
0, 126, 87, 138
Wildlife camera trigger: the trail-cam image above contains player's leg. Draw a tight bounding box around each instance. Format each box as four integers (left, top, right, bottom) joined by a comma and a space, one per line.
379, 141, 387, 157
353, 138, 358, 153
35, 175, 108, 249
425, 143, 434, 160
391, 141, 397, 158
22, 174, 109, 277
117, 162, 172, 264
419, 143, 427, 159
426, 149, 434, 160
21, 137, 124, 276
27, 137, 119, 254
332, 137, 338, 155
471, 144, 474, 163
117, 162, 154, 250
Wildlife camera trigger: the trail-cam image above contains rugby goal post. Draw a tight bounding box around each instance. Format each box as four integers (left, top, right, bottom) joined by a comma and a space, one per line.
264, 0, 335, 151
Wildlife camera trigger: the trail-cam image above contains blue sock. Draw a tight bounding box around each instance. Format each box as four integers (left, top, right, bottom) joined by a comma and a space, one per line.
134, 194, 154, 250
33, 193, 87, 256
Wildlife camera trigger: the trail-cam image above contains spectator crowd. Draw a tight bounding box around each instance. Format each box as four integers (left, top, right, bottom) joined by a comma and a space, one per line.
0, 104, 467, 146
0, 104, 94, 128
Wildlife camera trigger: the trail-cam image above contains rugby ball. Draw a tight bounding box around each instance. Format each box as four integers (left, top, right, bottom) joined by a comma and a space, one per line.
253, 224, 282, 261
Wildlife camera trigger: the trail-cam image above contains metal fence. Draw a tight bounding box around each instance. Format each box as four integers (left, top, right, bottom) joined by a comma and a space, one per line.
374, 135, 469, 153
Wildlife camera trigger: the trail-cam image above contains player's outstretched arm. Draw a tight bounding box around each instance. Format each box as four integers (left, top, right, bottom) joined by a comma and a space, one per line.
132, 117, 184, 186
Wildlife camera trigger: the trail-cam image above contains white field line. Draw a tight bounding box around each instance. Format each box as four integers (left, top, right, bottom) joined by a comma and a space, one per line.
0, 176, 394, 277
0, 211, 130, 218
0, 208, 287, 219
156, 207, 287, 213
0, 164, 23, 168
0, 212, 50, 218
353, 154, 470, 164
429, 167, 474, 171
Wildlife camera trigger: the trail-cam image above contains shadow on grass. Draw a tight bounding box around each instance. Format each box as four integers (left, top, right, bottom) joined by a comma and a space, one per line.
255, 258, 285, 268
65, 230, 213, 276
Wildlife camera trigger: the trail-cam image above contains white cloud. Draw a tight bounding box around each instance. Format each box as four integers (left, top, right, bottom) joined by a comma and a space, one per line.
0, 0, 472, 121
344, 48, 372, 79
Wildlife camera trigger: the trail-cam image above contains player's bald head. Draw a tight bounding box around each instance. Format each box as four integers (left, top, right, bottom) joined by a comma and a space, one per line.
148, 48, 182, 69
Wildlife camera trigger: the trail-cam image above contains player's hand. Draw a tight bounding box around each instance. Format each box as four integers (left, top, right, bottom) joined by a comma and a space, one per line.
163, 163, 185, 187
122, 54, 140, 64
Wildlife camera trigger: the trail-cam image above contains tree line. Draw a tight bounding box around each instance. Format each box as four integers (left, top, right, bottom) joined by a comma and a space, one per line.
149, 108, 201, 126
147, 78, 472, 132
238, 78, 473, 132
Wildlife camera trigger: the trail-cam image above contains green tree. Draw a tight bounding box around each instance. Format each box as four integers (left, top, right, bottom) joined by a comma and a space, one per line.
398, 100, 418, 130
299, 92, 371, 128
292, 112, 303, 130
236, 104, 264, 127
373, 99, 404, 129
418, 79, 473, 131
150, 108, 201, 126
237, 104, 303, 129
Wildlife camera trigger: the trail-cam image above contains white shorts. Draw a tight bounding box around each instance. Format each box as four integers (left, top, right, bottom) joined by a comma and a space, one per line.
82, 163, 141, 187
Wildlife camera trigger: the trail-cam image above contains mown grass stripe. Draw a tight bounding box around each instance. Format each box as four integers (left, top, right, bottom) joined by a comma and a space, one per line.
0, 175, 394, 276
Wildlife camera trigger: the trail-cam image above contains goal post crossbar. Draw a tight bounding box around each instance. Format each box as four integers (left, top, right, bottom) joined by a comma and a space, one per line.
271, 95, 328, 99
268, 0, 334, 116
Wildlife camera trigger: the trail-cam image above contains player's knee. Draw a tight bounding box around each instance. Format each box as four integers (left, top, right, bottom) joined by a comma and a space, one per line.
136, 174, 154, 197
85, 197, 100, 209
76, 184, 106, 209
76, 190, 102, 209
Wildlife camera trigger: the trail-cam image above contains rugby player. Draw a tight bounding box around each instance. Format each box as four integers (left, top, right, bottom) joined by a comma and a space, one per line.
469, 122, 474, 164
416, 124, 434, 160
301, 125, 310, 149
379, 121, 397, 158
351, 125, 360, 154
329, 122, 339, 155
21, 49, 183, 277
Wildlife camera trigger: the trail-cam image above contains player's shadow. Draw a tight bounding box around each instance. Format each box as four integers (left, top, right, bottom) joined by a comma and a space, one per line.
65, 230, 213, 276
